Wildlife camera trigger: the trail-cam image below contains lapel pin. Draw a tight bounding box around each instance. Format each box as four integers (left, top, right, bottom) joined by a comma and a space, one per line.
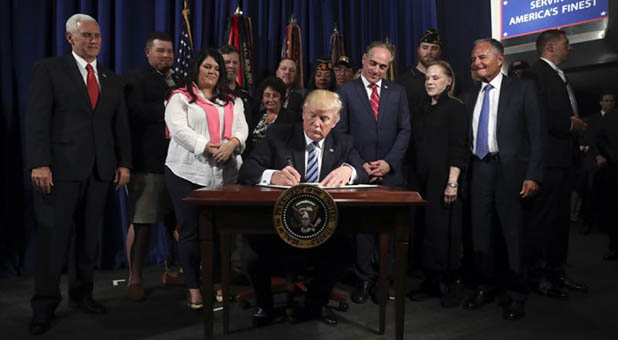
329, 148, 334, 152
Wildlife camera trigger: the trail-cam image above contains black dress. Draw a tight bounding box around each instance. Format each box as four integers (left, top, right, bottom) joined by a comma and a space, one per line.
413, 94, 469, 272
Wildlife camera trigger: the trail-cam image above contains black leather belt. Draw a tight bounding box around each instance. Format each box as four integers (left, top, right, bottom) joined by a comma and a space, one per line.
473, 153, 500, 161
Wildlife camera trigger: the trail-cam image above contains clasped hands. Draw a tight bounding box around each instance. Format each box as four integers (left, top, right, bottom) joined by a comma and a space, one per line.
363, 160, 390, 183
205, 138, 240, 163
271, 165, 352, 187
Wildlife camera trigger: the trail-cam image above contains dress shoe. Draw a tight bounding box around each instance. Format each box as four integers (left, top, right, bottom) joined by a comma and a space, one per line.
536, 283, 569, 300
29, 313, 52, 335
462, 289, 494, 310
316, 306, 337, 326
127, 283, 145, 301
69, 296, 106, 314
603, 251, 618, 261
559, 276, 588, 293
440, 280, 464, 308
502, 297, 525, 320
351, 281, 373, 304
252, 307, 273, 327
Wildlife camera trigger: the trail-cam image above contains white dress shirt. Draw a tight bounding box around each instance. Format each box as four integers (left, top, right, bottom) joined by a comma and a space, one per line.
259, 133, 357, 185
165, 88, 248, 187
472, 72, 503, 154
72, 51, 100, 90
360, 75, 382, 100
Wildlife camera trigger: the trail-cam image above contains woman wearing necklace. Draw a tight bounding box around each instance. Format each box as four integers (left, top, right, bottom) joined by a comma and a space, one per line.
164, 48, 248, 309
244, 76, 300, 157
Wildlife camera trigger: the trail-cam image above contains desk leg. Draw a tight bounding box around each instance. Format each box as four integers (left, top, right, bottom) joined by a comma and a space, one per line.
199, 210, 214, 340
394, 213, 409, 340
220, 232, 231, 334
378, 232, 389, 334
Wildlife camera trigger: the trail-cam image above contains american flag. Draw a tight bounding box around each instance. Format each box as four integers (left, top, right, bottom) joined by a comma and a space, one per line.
173, 9, 193, 80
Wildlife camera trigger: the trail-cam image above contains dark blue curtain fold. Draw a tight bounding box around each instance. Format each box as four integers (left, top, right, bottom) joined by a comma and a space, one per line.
1, 0, 437, 278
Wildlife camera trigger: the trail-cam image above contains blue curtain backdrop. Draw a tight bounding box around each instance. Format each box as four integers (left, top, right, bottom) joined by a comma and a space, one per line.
0, 0, 440, 278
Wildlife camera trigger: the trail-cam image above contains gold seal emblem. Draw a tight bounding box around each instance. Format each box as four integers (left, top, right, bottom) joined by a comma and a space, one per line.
273, 184, 338, 248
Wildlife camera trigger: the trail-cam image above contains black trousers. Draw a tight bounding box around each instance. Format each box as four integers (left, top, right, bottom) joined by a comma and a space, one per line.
31, 172, 109, 314
244, 234, 350, 311
164, 167, 220, 289
469, 157, 528, 297
524, 167, 570, 281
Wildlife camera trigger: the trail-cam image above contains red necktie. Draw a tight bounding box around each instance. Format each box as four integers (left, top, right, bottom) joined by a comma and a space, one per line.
86, 64, 99, 109
369, 83, 380, 120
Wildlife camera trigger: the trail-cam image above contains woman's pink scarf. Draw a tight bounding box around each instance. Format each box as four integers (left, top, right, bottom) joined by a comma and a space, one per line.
166, 84, 234, 144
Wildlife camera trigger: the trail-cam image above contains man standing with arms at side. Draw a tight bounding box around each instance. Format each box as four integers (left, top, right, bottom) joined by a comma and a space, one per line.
219, 45, 254, 125
337, 41, 411, 304
526, 29, 588, 299
462, 39, 543, 320
123, 32, 177, 301
25, 14, 131, 334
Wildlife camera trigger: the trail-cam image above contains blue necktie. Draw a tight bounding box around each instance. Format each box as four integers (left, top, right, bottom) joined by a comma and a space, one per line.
305, 141, 319, 183
475, 83, 493, 159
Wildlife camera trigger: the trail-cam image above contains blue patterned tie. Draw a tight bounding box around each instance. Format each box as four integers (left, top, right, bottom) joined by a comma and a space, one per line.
305, 141, 319, 183
475, 84, 493, 159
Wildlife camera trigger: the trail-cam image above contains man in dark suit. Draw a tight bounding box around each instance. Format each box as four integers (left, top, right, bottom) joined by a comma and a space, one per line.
526, 29, 589, 299
25, 14, 131, 334
336, 41, 411, 304
239, 89, 368, 326
577, 93, 615, 235
462, 39, 544, 320
123, 31, 178, 301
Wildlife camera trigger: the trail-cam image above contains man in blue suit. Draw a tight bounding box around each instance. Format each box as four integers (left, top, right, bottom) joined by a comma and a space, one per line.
336, 41, 411, 303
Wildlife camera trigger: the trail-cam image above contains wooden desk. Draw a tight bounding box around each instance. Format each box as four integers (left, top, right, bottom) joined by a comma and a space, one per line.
184, 184, 425, 340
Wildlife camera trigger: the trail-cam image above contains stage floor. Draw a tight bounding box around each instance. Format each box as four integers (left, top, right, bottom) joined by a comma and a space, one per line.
1, 226, 617, 340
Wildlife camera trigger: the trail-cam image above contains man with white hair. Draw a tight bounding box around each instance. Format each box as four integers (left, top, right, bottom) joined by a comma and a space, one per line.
25, 13, 131, 334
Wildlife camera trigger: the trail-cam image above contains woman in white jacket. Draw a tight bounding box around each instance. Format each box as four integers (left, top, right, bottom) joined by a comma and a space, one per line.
164, 48, 248, 309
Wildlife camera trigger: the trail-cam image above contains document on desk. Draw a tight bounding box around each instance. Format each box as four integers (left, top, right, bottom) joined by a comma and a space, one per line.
257, 183, 380, 190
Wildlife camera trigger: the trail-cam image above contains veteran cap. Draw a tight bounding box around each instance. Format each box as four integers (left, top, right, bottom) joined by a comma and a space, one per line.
334, 55, 353, 69
419, 29, 441, 46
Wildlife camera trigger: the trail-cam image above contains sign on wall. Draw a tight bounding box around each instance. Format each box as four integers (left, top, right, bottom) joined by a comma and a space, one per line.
500, 0, 608, 39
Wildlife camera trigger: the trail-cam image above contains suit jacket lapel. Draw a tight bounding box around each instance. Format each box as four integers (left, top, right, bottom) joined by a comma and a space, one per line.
64, 54, 92, 111
353, 79, 375, 121
378, 82, 390, 125
95, 64, 108, 112
320, 134, 336, 180
291, 126, 306, 180
496, 76, 511, 132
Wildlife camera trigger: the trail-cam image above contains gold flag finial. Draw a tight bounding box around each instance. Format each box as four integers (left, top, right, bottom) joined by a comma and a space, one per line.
333, 23, 339, 34
384, 36, 391, 44
289, 13, 296, 25
234, 4, 243, 15
183, 0, 188, 10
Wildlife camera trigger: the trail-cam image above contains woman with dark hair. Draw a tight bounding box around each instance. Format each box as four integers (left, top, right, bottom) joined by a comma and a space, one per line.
244, 76, 300, 156
307, 58, 337, 91
407, 60, 468, 308
164, 48, 248, 309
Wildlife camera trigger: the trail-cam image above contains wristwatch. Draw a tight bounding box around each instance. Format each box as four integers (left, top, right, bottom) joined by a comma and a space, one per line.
447, 182, 458, 188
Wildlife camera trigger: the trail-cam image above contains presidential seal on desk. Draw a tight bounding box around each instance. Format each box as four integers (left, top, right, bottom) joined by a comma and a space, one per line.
273, 184, 338, 248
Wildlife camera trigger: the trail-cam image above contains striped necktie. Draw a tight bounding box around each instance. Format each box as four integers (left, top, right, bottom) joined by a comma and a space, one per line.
369, 83, 380, 120
305, 141, 319, 183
